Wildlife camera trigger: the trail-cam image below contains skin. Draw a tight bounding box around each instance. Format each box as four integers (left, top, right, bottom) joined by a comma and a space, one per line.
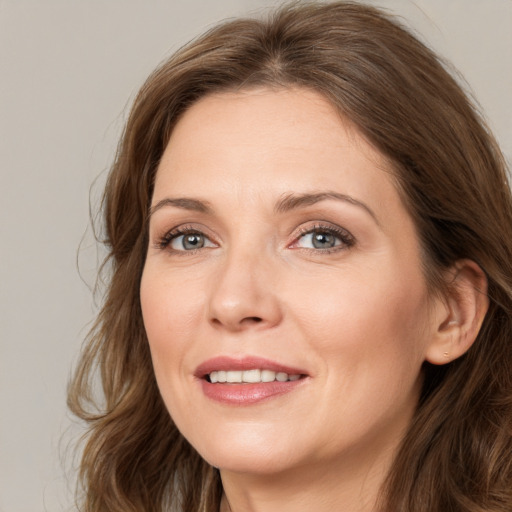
140, 88, 484, 512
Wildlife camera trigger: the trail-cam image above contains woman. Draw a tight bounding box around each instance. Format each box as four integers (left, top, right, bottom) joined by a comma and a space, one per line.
68, 2, 512, 511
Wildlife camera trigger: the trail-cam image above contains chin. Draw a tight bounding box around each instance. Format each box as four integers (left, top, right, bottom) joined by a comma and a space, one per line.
187, 427, 304, 475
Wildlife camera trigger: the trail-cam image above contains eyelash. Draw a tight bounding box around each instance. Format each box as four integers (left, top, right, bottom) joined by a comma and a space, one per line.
155, 225, 212, 252
155, 223, 355, 254
293, 223, 355, 253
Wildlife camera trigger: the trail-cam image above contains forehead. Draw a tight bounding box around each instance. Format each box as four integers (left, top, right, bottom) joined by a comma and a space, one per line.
153, 87, 400, 222
161, 87, 383, 164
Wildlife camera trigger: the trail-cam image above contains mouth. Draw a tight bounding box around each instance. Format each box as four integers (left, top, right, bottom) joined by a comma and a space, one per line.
195, 356, 309, 405
207, 369, 303, 384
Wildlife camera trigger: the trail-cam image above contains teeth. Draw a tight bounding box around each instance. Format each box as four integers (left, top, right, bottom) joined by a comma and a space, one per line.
243, 369, 261, 383
261, 370, 276, 382
208, 369, 301, 383
226, 371, 242, 383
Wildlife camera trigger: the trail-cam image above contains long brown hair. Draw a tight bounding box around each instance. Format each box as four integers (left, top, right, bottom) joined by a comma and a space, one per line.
68, 2, 512, 510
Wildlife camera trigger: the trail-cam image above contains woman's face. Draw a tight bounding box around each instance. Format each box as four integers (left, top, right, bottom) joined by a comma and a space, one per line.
141, 88, 441, 477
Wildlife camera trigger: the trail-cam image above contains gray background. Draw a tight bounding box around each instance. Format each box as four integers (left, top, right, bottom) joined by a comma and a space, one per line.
1, 1, 510, 511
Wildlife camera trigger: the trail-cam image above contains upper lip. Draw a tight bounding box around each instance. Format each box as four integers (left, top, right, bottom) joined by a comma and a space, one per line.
194, 356, 308, 379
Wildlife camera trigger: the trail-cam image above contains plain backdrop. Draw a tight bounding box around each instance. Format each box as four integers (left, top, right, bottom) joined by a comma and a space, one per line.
0, 1, 510, 511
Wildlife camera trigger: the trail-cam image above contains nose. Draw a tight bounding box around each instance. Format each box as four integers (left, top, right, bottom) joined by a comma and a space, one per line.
207, 248, 283, 332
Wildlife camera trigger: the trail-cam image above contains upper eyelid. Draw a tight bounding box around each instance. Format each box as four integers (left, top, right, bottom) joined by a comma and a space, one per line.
289, 222, 356, 249
153, 223, 218, 249
152, 220, 355, 249
292, 222, 354, 239
155, 222, 215, 238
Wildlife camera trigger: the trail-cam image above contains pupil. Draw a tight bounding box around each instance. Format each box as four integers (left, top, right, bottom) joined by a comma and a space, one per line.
183, 234, 204, 250
313, 232, 335, 249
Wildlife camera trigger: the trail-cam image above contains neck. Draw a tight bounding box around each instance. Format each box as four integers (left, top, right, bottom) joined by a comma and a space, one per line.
219, 443, 395, 512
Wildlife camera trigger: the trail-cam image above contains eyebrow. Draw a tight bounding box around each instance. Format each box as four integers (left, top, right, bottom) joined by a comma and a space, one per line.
274, 191, 380, 225
149, 197, 213, 218
149, 191, 379, 225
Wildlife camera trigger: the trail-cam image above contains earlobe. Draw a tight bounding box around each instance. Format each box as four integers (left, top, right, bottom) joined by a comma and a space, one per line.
425, 259, 489, 365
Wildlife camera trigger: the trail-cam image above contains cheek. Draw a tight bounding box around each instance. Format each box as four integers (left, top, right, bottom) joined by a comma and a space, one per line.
140, 268, 209, 434
288, 263, 431, 378
140, 267, 205, 387
141, 264, 206, 342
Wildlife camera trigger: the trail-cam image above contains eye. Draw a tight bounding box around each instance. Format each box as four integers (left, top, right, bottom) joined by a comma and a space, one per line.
294, 225, 354, 251
171, 232, 212, 250
297, 230, 340, 249
157, 227, 217, 252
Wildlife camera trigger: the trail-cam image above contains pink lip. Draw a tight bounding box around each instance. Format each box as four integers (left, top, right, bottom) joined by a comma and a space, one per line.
194, 356, 309, 406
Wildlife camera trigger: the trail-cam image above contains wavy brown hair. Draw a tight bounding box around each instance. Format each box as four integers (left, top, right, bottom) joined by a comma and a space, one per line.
68, 2, 512, 511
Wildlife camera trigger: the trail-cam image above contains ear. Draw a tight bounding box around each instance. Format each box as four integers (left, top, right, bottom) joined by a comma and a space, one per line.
425, 259, 489, 365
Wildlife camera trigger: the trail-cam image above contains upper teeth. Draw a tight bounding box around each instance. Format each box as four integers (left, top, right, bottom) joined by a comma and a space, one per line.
209, 370, 301, 383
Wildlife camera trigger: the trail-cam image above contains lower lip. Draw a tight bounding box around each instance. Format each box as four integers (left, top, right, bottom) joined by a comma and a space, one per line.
199, 379, 306, 405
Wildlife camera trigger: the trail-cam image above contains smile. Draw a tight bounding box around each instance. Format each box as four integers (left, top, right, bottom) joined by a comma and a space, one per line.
196, 356, 308, 405
208, 369, 302, 383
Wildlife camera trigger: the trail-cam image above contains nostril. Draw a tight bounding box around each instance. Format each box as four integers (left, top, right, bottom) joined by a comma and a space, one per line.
210, 315, 263, 328
243, 316, 263, 324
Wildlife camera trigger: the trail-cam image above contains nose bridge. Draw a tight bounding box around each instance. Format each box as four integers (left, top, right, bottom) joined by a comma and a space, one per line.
208, 235, 282, 331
